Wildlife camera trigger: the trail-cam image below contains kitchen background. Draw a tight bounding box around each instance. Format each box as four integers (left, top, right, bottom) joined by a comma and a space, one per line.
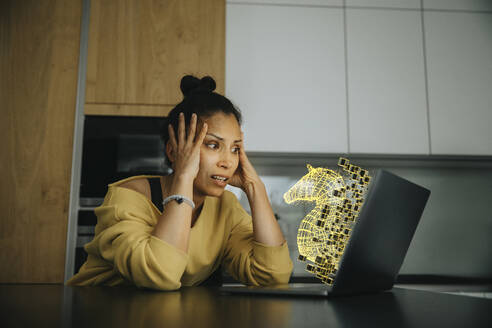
223, 0, 492, 279
1, 0, 491, 286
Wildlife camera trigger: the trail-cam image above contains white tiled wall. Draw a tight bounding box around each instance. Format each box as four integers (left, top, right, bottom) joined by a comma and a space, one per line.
346, 8, 429, 154
424, 0, 492, 11
227, 0, 343, 6
226, 4, 348, 153
346, 0, 421, 9
226, 0, 492, 156
425, 11, 492, 155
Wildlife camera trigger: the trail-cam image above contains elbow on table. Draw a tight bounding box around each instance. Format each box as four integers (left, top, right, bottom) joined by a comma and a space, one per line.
124, 259, 184, 291
134, 278, 182, 291
269, 259, 294, 285
250, 258, 294, 286
114, 237, 188, 291
265, 270, 292, 286
253, 267, 293, 286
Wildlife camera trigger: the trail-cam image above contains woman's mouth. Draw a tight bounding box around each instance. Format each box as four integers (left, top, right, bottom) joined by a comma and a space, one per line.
211, 175, 228, 187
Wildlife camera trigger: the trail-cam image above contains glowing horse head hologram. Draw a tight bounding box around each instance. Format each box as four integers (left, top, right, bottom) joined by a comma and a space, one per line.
283, 164, 346, 206
283, 158, 371, 285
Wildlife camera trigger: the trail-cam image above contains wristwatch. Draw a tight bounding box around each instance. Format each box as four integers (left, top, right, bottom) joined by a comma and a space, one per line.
162, 194, 195, 209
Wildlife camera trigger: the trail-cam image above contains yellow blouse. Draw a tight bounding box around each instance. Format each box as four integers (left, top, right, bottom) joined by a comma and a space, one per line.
67, 176, 293, 291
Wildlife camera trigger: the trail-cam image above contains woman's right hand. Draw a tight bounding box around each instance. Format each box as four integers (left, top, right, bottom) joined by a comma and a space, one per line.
168, 112, 208, 181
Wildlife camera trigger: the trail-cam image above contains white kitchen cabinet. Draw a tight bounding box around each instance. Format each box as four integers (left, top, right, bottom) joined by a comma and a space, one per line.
346, 0, 421, 9
226, 4, 347, 153
227, 0, 343, 6
424, 0, 492, 11
425, 11, 492, 155
346, 9, 429, 154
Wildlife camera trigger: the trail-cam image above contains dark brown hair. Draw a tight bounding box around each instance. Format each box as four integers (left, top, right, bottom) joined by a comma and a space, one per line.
162, 75, 242, 167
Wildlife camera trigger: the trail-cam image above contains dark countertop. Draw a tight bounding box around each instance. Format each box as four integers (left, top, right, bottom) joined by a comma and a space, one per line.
1, 284, 491, 328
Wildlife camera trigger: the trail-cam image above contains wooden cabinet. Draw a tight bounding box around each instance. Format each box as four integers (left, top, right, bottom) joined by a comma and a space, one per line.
0, 0, 227, 283
0, 0, 81, 283
85, 0, 225, 117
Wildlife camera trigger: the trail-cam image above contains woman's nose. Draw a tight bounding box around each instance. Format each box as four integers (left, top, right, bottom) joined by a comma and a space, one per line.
217, 150, 233, 169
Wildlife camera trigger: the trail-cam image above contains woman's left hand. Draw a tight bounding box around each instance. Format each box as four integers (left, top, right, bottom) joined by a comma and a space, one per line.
228, 132, 262, 193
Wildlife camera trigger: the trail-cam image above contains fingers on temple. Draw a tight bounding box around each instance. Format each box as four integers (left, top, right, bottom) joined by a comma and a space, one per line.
178, 112, 186, 145
187, 113, 197, 144
196, 122, 208, 148
168, 124, 178, 149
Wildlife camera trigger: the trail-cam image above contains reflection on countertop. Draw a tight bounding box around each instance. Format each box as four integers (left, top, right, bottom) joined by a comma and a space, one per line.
1, 284, 492, 328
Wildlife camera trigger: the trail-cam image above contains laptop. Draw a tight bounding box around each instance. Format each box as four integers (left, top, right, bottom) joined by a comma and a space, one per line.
220, 169, 431, 297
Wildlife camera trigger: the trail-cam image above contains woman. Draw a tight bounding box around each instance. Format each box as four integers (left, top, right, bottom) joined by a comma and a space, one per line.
67, 75, 293, 291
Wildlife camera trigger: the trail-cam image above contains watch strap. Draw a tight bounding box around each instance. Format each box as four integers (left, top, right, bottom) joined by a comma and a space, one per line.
162, 194, 195, 209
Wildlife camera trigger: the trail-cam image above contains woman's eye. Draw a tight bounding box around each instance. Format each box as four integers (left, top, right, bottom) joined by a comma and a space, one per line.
232, 147, 240, 153
206, 143, 218, 149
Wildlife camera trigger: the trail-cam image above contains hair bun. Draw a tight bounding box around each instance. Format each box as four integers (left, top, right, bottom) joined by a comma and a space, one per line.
180, 75, 216, 97
199, 76, 216, 92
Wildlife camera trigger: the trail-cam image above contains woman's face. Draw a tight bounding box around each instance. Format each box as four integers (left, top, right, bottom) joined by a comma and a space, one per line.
194, 112, 242, 198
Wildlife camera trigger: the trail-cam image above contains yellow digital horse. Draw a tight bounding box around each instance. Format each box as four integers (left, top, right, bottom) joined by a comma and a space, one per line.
283, 158, 370, 285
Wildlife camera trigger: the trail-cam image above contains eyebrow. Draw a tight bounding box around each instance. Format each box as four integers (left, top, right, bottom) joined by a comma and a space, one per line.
206, 133, 242, 143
